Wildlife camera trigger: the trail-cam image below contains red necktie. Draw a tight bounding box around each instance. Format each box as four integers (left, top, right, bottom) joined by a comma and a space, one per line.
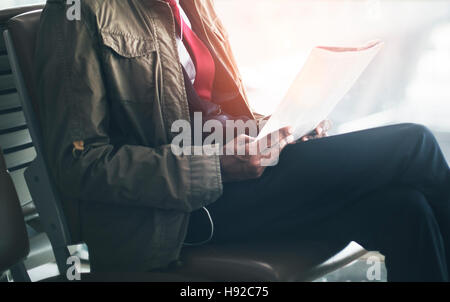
165, 0, 215, 101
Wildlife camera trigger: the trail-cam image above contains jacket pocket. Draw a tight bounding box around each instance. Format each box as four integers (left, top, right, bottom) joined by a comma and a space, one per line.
99, 30, 158, 104
101, 31, 156, 57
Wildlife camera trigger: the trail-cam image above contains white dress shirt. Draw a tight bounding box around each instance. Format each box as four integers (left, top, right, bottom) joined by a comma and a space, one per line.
176, 1, 196, 84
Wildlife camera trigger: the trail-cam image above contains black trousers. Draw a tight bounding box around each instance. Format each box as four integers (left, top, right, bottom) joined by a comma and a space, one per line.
185, 123, 450, 281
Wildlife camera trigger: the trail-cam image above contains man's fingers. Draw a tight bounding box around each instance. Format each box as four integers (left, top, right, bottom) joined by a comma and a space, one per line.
318, 120, 332, 133
259, 135, 290, 160
278, 126, 294, 140
233, 127, 294, 165
316, 126, 323, 136
237, 134, 255, 144
300, 120, 332, 141
263, 126, 293, 143
276, 127, 295, 148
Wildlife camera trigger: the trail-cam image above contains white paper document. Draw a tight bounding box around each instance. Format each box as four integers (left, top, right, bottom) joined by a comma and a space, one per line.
257, 40, 384, 141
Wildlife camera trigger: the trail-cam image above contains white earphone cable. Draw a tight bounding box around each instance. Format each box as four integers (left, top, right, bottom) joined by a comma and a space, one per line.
183, 206, 214, 246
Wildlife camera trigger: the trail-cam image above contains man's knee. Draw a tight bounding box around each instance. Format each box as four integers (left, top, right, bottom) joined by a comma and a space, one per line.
394, 188, 435, 225
390, 123, 441, 166
401, 123, 437, 147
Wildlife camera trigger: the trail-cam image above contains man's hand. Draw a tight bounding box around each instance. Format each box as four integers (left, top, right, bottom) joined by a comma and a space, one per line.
220, 127, 294, 183
301, 120, 332, 142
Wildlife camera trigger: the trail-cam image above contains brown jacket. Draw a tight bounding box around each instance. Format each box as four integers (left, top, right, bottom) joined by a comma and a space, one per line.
35, 0, 255, 271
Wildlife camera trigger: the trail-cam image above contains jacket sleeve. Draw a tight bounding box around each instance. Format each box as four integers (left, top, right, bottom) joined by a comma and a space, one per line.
35, 3, 223, 213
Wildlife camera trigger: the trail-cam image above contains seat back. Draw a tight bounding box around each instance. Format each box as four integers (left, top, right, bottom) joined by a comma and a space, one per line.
4, 10, 72, 274
0, 5, 44, 222
0, 148, 29, 273
0, 5, 44, 25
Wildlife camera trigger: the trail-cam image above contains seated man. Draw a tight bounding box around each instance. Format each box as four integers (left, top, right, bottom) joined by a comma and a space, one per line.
35, 0, 450, 281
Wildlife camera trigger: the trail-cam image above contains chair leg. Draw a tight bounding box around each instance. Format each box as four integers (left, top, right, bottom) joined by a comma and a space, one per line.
1, 271, 10, 282
10, 262, 31, 282
53, 246, 71, 279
